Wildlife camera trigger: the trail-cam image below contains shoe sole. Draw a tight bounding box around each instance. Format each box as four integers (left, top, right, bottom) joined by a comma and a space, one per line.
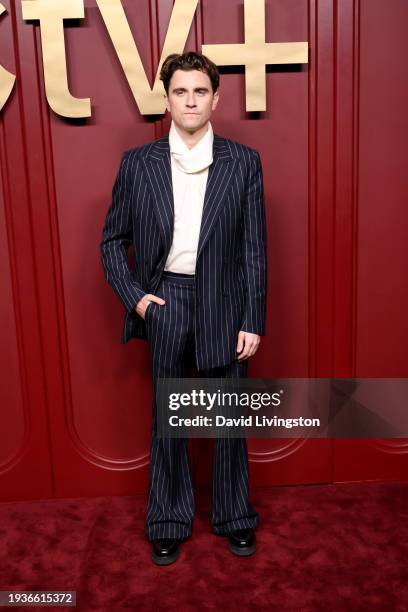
228, 541, 256, 556
151, 548, 180, 566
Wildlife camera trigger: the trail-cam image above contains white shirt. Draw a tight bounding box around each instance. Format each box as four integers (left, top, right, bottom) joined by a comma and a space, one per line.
164, 120, 214, 274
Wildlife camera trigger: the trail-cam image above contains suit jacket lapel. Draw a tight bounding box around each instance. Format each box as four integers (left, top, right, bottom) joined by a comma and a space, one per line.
197, 135, 237, 260
141, 132, 237, 264
141, 139, 174, 257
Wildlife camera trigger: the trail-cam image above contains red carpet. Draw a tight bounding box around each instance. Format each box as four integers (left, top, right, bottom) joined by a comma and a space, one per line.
1, 482, 407, 611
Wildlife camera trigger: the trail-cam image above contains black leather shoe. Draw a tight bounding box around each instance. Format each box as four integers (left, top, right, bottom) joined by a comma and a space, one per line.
151, 538, 181, 566
228, 528, 256, 556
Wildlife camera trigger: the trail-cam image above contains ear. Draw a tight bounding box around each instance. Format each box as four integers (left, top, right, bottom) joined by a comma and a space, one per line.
212, 89, 220, 111
164, 93, 170, 113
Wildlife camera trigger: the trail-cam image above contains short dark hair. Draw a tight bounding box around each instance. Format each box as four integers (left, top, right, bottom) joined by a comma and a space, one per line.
160, 51, 220, 94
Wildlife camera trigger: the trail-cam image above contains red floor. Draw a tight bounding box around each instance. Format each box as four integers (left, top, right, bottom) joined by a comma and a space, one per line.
1, 482, 407, 611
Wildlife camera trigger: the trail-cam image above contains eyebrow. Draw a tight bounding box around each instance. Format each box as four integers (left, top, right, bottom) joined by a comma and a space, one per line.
171, 87, 210, 93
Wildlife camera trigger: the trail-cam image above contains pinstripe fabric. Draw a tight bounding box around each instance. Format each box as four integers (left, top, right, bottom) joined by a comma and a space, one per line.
145, 272, 259, 540
100, 133, 267, 371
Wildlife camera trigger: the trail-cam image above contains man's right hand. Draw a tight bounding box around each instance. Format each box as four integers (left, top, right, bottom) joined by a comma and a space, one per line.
135, 294, 166, 320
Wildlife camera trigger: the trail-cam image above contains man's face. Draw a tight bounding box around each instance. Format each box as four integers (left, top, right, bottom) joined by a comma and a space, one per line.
164, 68, 219, 133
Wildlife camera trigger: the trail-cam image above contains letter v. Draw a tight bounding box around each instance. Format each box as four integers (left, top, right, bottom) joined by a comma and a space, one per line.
96, 0, 198, 115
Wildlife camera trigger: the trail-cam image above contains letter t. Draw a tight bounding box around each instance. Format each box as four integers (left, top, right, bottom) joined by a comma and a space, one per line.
22, 0, 91, 117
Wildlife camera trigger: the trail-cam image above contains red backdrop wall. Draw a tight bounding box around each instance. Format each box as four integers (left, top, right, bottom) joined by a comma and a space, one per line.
1, 0, 407, 502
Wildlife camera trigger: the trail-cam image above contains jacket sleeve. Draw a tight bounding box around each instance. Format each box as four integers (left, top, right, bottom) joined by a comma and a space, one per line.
99, 151, 147, 313
240, 150, 268, 335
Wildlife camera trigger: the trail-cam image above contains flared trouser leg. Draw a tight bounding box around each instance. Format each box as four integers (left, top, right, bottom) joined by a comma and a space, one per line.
197, 361, 259, 535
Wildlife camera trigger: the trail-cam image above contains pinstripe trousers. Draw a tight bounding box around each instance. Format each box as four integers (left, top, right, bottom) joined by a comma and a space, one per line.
144, 271, 259, 541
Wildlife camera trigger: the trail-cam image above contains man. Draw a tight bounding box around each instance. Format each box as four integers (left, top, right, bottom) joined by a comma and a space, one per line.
100, 51, 267, 565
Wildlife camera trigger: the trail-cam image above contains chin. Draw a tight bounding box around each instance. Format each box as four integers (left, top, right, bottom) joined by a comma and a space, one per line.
181, 121, 202, 132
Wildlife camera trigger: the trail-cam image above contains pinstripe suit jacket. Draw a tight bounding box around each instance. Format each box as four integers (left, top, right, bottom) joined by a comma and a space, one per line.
100, 132, 267, 370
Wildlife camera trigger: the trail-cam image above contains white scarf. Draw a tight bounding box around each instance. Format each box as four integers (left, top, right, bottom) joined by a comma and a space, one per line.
169, 120, 214, 173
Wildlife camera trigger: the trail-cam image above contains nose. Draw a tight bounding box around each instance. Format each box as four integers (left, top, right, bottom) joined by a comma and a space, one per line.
185, 92, 196, 108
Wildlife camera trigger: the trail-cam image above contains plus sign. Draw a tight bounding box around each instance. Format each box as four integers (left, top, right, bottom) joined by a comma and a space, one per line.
0, 4, 16, 110
202, 0, 308, 111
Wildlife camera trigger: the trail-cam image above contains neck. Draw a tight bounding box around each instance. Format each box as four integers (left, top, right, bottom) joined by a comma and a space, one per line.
173, 121, 209, 149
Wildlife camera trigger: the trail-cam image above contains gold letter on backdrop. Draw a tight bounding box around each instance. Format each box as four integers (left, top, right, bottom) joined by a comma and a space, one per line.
96, 0, 198, 115
22, 0, 91, 118
202, 0, 308, 111
0, 3, 16, 111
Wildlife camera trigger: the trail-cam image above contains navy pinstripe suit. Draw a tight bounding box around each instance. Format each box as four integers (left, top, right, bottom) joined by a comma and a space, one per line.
100, 132, 267, 539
